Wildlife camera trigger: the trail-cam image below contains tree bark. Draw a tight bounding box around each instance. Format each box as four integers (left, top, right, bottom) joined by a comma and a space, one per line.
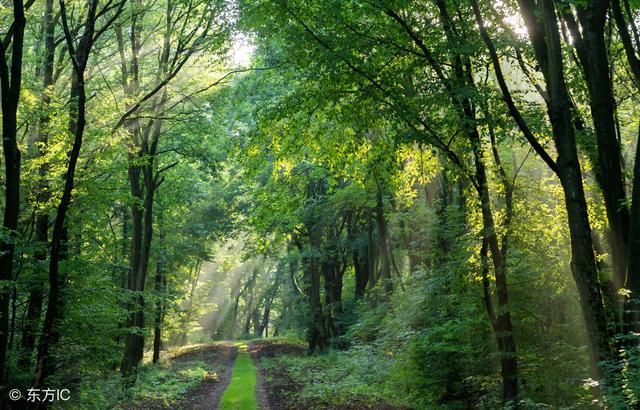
431, 0, 520, 401
21, 0, 56, 370
468, 112, 519, 406
120, 0, 184, 377
35, 0, 125, 386
515, 0, 613, 382
259, 262, 283, 337
375, 189, 392, 293
35, 0, 98, 386
152, 243, 165, 364
610, 0, 640, 337
564, 1, 630, 297
306, 216, 327, 352
626, 126, 640, 333
0, 0, 26, 387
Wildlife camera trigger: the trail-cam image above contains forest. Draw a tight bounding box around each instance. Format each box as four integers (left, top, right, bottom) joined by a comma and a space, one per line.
0, 0, 640, 408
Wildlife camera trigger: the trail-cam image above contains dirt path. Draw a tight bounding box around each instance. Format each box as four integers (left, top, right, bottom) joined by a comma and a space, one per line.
178, 343, 238, 410
248, 341, 306, 410
187, 342, 268, 410
248, 342, 271, 410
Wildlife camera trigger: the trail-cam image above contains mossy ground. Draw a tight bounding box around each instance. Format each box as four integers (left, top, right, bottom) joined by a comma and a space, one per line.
219, 343, 258, 410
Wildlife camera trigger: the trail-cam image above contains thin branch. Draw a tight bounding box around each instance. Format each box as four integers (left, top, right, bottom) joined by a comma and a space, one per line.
470, 0, 559, 176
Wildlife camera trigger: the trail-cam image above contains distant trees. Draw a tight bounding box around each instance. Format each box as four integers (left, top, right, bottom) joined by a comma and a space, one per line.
113, 0, 227, 381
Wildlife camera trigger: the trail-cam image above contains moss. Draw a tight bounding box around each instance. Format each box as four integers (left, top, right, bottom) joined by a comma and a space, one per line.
219, 343, 258, 410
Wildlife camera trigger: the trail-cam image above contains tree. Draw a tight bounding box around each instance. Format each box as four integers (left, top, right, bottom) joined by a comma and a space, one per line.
0, 0, 27, 389
34, 0, 126, 387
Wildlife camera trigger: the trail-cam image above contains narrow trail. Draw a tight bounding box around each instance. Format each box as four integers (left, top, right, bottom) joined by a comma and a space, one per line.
248, 343, 271, 410
174, 341, 270, 410
181, 340, 403, 410
217, 342, 269, 410
177, 341, 297, 410
187, 343, 238, 410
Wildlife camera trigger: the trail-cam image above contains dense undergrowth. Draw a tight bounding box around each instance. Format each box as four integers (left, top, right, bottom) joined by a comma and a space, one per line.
57, 345, 220, 409
259, 255, 601, 409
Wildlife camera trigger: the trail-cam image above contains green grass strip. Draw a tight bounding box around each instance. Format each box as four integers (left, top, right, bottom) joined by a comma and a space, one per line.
219, 343, 258, 410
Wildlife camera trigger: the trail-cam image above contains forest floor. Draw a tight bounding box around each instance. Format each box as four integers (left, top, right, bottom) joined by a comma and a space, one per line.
248, 340, 306, 410
181, 343, 238, 409
218, 342, 259, 409
121, 343, 237, 410
237, 340, 403, 410
121, 339, 406, 410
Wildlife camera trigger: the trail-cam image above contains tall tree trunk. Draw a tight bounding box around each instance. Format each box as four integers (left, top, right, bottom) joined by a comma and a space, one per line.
375, 189, 392, 293
35, 0, 124, 386
35, 0, 96, 383
152, 243, 165, 364
0, 0, 26, 387
471, 0, 612, 390
121, 160, 146, 376
515, 0, 613, 383
627, 128, 640, 333
120, 0, 146, 377
288, 239, 304, 296
322, 261, 338, 338
259, 262, 283, 337
21, 0, 56, 369
366, 213, 376, 291
350, 214, 370, 299
431, 0, 520, 400
243, 268, 257, 335
306, 220, 327, 352
610, 0, 640, 338
468, 112, 519, 405
564, 2, 630, 300
177, 260, 202, 346
120, 0, 173, 376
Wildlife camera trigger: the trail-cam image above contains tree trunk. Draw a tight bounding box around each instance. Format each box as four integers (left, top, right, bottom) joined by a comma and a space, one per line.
306, 220, 327, 352
120, 2, 172, 375
0, 0, 25, 387
566, 3, 630, 299
468, 114, 519, 405
21, 0, 56, 370
347, 211, 369, 299
366, 213, 376, 290
35, 0, 99, 382
260, 263, 283, 337
626, 127, 640, 334
515, 0, 613, 383
430, 0, 520, 400
121, 160, 146, 376
152, 251, 164, 364
375, 189, 392, 292
611, 0, 640, 338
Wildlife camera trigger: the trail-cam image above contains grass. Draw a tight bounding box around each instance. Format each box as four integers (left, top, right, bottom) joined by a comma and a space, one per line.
63, 358, 213, 409
61, 343, 226, 409
259, 345, 409, 410
219, 342, 258, 410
